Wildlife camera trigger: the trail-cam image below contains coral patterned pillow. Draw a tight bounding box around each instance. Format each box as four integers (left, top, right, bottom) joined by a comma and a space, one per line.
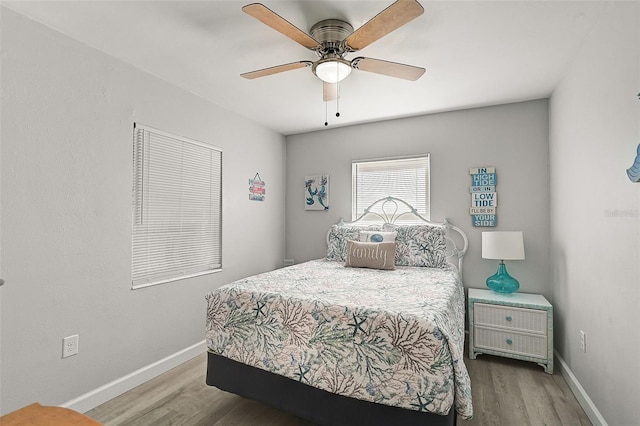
383, 224, 447, 268
326, 224, 381, 261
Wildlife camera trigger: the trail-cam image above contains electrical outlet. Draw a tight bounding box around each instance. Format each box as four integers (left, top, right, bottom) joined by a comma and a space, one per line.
62, 334, 79, 358
579, 330, 586, 353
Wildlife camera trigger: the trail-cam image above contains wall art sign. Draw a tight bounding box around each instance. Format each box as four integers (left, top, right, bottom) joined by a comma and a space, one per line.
249, 173, 265, 201
305, 174, 329, 211
470, 167, 497, 227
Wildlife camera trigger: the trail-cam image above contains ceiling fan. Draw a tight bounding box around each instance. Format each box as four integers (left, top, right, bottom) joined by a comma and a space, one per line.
240, 0, 426, 102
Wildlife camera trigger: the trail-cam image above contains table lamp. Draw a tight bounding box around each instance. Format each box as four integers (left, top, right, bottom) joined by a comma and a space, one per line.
482, 231, 525, 294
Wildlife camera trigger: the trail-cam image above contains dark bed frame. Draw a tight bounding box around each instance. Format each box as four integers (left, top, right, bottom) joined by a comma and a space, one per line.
205, 197, 468, 426
206, 352, 457, 426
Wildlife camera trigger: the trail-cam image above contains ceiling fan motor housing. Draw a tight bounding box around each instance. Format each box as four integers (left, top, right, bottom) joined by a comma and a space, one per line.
310, 19, 354, 57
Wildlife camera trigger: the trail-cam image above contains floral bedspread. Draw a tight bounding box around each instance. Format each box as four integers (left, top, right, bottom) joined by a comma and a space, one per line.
205, 259, 473, 419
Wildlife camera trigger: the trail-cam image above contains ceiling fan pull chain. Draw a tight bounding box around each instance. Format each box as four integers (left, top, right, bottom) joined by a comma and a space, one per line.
324, 100, 329, 127
336, 77, 341, 118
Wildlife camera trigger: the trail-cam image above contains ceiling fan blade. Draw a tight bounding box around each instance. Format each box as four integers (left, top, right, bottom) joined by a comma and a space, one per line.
243, 3, 320, 50
323, 82, 338, 101
344, 0, 424, 51
241, 61, 313, 79
352, 57, 425, 81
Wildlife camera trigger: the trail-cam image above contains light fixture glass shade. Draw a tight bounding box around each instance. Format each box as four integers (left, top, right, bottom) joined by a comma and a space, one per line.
314, 60, 352, 83
482, 232, 525, 294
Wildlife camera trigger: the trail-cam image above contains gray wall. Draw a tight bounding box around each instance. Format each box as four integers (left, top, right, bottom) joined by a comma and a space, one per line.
0, 8, 286, 413
4, 2, 638, 423
286, 100, 551, 298
549, 2, 640, 424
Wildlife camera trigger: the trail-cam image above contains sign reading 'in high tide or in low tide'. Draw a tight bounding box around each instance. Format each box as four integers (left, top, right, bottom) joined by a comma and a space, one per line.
470, 167, 497, 227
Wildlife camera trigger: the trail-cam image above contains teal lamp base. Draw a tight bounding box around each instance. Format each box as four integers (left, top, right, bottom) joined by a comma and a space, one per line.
486, 261, 519, 294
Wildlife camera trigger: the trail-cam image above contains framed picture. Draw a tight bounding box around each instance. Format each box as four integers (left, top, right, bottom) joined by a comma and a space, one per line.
305, 174, 329, 210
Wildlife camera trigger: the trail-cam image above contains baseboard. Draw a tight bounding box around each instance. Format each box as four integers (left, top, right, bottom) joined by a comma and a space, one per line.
554, 350, 607, 426
62, 340, 206, 414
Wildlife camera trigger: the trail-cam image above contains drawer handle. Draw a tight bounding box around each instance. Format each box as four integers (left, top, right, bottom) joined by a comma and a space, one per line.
506, 316, 512, 322
506, 338, 513, 345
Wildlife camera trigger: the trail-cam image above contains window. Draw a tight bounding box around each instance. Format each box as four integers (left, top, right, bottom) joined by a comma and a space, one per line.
352, 155, 430, 221
132, 123, 222, 289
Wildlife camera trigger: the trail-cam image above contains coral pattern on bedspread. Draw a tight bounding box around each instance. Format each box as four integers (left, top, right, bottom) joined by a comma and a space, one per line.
205, 259, 473, 419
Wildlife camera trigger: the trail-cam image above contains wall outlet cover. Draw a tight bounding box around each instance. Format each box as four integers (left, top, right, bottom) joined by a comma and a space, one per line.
63, 334, 79, 358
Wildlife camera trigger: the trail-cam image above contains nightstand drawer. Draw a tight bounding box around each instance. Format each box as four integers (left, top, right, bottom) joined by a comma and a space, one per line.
474, 326, 547, 359
474, 303, 547, 334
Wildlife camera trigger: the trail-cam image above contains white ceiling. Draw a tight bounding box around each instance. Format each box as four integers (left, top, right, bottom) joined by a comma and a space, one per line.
4, 0, 608, 135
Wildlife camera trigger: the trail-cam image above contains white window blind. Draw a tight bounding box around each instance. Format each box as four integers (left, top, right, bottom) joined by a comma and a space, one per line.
132, 123, 222, 289
352, 155, 430, 221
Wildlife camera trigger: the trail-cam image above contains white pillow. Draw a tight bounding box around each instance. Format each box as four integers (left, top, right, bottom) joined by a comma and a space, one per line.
358, 231, 397, 243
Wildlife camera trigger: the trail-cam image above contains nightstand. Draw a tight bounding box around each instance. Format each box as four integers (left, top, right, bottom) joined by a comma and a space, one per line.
468, 288, 553, 374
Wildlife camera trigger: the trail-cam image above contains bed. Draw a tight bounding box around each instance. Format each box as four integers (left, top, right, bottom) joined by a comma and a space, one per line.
205, 197, 473, 425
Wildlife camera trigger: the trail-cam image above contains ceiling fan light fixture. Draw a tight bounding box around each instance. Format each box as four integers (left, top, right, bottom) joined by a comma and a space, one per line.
313, 58, 352, 83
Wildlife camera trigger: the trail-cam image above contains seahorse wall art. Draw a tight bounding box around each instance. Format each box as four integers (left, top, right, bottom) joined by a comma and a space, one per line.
304, 174, 329, 210
628, 92, 640, 183
627, 144, 640, 183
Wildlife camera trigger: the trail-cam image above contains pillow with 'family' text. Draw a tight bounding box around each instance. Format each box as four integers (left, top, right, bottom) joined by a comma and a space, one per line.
344, 240, 396, 270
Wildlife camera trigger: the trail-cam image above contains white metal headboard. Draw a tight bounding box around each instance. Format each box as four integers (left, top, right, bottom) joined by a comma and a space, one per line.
332, 197, 469, 275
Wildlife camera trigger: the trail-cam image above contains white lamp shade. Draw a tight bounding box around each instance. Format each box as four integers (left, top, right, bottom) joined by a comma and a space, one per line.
482, 231, 525, 260
314, 60, 352, 83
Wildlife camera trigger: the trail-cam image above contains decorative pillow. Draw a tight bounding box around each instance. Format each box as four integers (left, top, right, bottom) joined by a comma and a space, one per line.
358, 230, 397, 243
382, 224, 448, 268
326, 224, 381, 261
344, 240, 396, 270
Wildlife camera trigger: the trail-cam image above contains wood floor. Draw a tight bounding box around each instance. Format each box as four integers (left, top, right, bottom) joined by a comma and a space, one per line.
87, 352, 591, 426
